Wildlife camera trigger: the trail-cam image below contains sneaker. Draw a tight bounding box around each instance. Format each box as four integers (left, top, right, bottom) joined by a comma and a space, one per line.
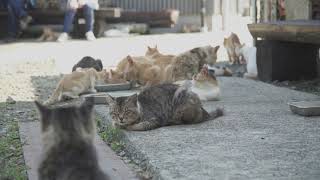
19, 15, 32, 30
57, 32, 69, 42
85, 31, 96, 41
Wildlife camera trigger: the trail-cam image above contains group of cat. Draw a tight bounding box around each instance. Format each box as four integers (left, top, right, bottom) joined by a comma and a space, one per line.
45, 43, 234, 106
33, 32, 259, 180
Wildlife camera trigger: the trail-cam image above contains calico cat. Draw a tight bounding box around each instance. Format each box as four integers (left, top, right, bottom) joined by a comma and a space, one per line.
45, 68, 108, 105
72, 56, 103, 72
176, 65, 221, 101
235, 44, 258, 79
106, 83, 223, 131
165, 45, 220, 82
37, 27, 59, 42
145, 46, 175, 69
223, 33, 245, 64
35, 99, 109, 180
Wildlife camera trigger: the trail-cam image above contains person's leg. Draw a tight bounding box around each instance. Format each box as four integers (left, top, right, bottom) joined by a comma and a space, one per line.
82, 4, 94, 33
8, 0, 27, 18
7, 4, 19, 38
63, 9, 77, 33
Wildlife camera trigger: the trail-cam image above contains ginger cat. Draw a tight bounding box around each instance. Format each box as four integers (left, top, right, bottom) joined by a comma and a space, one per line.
165, 45, 220, 82
116, 55, 151, 73
145, 46, 175, 69
176, 65, 220, 101
37, 27, 59, 41
104, 69, 128, 84
123, 56, 162, 86
45, 68, 108, 105
223, 32, 245, 64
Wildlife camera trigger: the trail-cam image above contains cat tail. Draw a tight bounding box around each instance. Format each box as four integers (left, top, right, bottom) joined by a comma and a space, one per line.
44, 85, 63, 105
204, 107, 223, 121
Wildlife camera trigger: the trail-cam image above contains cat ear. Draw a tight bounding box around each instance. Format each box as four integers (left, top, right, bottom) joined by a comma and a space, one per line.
80, 97, 95, 113
34, 101, 51, 131
105, 94, 115, 106
147, 46, 152, 50
214, 46, 220, 53
155, 45, 158, 49
126, 56, 134, 66
126, 94, 138, 105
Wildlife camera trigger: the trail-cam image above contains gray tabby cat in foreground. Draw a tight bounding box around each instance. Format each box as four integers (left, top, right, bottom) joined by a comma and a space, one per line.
35, 99, 109, 180
106, 83, 223, 131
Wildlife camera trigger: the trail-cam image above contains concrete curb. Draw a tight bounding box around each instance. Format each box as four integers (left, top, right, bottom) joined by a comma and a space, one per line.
19, 121, 138, 180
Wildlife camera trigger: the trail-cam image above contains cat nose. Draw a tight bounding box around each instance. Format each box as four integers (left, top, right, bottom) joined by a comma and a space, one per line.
119, 117, 123, 122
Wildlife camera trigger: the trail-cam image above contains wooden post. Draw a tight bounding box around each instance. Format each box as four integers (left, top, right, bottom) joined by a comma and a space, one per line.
200, 0, 208, 32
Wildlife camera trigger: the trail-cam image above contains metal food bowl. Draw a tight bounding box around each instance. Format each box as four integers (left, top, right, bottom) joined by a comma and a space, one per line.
288, 101, 320, 116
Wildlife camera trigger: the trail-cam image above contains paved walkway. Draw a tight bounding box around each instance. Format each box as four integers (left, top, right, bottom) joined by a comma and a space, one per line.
96, 77, 320, 180
19, 121, 137, 180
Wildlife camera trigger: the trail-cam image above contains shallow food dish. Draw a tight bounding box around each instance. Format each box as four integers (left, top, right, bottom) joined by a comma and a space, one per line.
82, 93, 109, 105
95, 82, 132, 92
288, 101, 320, 116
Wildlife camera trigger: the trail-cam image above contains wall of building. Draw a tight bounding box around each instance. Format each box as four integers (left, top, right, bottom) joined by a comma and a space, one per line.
285, 0, 311, 20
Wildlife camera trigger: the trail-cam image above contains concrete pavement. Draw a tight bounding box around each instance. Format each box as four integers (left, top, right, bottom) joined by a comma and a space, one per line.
96, 77, 320, 180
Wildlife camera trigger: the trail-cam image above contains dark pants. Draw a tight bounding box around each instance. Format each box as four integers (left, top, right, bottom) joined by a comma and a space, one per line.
4, 0, 28, 37
63, 5, 94, 33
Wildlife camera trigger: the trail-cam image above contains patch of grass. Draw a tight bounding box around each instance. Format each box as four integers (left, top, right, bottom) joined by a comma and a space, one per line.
0, 121, 27, 180
96, 117, 125, 153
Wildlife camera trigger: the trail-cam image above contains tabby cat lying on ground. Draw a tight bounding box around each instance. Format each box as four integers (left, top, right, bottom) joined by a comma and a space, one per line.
165, 45, 220, 82
72, 56, 103, 72
35, 98, 109, 180
45, 68, 108, 105
106, 83, 223, 131
176, 65, 221, 101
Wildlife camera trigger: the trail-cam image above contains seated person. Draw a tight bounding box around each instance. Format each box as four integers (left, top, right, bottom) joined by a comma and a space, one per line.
4, 0, 33, 42
58, 0, 99, 42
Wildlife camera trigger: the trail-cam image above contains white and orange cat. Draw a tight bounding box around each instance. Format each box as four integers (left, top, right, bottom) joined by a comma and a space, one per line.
176, 65, 220, 101
45, 68, 108, 105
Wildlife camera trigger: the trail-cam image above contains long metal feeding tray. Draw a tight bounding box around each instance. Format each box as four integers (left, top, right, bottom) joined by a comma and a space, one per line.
288, 101, 320, 116
95, 82, 132, 92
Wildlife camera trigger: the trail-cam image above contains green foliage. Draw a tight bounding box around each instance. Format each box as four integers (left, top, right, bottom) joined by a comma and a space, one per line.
0, 121, 27, 180
96, 117, 125, 153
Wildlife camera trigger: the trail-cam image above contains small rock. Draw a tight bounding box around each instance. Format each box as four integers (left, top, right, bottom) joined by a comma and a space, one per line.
118, 151, 126, 157
6, 96, 16, 104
